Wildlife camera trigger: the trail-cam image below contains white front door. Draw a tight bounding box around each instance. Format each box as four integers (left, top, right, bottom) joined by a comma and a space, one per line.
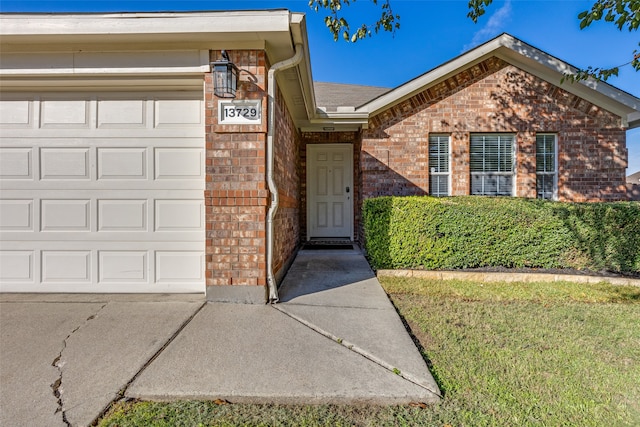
307, 144, 353, 239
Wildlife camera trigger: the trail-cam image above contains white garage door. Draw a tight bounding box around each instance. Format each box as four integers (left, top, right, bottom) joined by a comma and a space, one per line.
0, 91, 205, 293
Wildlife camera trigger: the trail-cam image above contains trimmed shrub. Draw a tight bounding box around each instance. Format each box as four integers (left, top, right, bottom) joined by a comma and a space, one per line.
362, 196, 640, 274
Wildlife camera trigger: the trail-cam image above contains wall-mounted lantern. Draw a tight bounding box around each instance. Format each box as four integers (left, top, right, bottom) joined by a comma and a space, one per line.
211, 50, 239, 98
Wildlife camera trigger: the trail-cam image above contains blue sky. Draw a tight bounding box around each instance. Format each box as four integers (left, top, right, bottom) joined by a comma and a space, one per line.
2, 0, 639, 173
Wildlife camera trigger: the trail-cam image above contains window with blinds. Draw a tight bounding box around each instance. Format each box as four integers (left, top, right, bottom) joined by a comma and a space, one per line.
536, 134, 557, 200
429, 135, 450, 196
470, 134, 515, 196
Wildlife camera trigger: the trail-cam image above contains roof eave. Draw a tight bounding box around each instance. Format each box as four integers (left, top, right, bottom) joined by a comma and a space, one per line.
301, 110, 369, 132
0, 11, 318, 127
0, 10, 305, 67
284, 12, 317, 126
0, 11, 291, 45
627, 111, 640, 129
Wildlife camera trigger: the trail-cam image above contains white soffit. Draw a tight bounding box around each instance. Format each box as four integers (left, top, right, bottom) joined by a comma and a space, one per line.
358, 33, 640, 128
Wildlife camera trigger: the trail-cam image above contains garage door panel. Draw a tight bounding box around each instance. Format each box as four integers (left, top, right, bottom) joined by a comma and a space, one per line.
40, 99, 91, 128
0, 189, 204, 197
0, 93, 203, 137
41, 199, 91, 231
41, 250, 92, 283
98, 199, 148, 231
0, 91, 205, 293
0, 232, 204, 242
2, 178, 205, 191
155, 251, 204, 282
155, 99, 202, 127
1, 192, 203, 241
0, 245, 203, 292
1, 128, 204, 139
98, 148, 147, 180
155, 148, 203, 179
155, 199, 203, 231
1, 234, 205, 244
0, 99, 33, 127
0, 199, 33, 231
99, 251, 148, 283
0, 137, 203, 148
0, 251, 34, 282
97, 99, 147, 128
40, 148, 91, 180
0, 148, 32, 179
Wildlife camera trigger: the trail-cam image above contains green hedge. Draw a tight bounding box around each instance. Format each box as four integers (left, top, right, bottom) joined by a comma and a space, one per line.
362, 196, 640, 274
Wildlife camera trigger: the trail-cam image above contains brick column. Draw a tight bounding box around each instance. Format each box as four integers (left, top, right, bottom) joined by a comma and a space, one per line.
451, 131, 470, 195
516, 131, 537, 198
204, 50, 269, 303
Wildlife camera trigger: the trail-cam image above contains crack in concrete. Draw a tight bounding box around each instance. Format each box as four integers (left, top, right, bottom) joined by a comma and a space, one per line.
51, 303, 108, 427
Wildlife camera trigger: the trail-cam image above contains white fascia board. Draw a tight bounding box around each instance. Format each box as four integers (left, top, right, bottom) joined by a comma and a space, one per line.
300, 124, 363, 132
0, 11, 295, 65
299, 116, 365, 131
289, 12, 317, 121
310, 112, 369, 128
310, 117, 369, 125
0, 11, 292, 42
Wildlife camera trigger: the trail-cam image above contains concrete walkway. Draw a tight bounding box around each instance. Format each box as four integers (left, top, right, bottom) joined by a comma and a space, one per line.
0, 247, 440, 427
128, 248, 441, 404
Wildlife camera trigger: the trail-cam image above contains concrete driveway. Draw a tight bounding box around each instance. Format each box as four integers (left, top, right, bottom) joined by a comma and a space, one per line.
1, 248, 441, 426
0, 294, 204, 427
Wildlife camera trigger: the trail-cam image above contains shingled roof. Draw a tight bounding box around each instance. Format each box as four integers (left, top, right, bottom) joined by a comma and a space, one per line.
314, 82, 390, 112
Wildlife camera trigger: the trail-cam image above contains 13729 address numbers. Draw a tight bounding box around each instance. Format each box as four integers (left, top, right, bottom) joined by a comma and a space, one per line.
219, 100, 262, 125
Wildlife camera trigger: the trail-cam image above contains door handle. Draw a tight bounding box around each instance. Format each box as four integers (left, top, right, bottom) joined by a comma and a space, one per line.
346, 186, 350, 193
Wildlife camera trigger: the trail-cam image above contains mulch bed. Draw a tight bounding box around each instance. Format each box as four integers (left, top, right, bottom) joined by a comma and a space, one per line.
430, 266, 640, 279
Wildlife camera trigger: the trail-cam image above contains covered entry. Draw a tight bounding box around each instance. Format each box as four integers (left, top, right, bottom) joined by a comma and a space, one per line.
306, 144, 354, 240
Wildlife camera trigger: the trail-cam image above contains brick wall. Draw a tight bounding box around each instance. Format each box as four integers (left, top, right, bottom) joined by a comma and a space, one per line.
205, 50, 268, 288
362, 57, 628, 202
272, 86, 301, 276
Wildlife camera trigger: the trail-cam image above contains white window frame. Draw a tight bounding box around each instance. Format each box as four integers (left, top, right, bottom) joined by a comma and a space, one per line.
428, 134, 451, 197
470, 133, 516, 196
536, 133, 558, 200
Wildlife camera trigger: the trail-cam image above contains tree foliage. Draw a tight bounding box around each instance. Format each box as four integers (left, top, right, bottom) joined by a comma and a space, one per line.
308, 0, 399, 42
469, 0, 640, 82
310, 0, 638, 82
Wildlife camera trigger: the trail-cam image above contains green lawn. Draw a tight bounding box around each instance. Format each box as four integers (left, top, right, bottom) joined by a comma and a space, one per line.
99, 278, 640, 427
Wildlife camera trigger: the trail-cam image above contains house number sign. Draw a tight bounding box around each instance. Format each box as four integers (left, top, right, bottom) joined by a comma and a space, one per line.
218, 100, 262, 125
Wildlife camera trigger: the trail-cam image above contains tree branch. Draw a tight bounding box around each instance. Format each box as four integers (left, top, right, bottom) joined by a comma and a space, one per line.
469, 0, 639, 83
309, 0, 400, 42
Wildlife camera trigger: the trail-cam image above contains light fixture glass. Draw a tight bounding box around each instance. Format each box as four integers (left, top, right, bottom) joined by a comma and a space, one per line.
211, 51, 239, 98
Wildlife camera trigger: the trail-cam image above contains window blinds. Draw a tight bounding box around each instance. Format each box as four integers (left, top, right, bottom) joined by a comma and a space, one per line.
470, 134, 515, 196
